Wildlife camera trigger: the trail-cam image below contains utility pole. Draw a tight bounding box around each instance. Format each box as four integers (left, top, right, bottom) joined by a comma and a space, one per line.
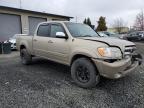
142, 10, 144, 30
76, 16, 78, 23
19, 0, 22, 9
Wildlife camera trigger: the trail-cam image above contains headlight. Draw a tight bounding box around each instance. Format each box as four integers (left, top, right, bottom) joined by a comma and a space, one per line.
98, 47, 122, 59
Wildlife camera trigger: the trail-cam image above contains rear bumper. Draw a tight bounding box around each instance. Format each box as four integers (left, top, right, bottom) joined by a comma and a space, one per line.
92, 55, 142, 79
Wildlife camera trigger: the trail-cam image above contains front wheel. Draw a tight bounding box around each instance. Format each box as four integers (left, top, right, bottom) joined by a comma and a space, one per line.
20, 49, 32, 65
71, 58, 100, 88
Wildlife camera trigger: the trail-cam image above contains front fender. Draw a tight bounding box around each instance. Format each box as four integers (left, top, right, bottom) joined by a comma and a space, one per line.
69, 47, 99, 64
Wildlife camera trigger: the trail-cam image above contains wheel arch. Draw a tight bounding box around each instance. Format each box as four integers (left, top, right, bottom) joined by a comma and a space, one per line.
71, 54, 98, 71
20, 44, 26, 50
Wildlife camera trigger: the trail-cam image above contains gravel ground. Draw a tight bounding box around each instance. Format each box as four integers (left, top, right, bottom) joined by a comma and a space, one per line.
0, 42, 144, 108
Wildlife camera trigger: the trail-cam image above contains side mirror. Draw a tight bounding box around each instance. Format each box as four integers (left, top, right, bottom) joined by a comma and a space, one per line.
56, 32, 68, 39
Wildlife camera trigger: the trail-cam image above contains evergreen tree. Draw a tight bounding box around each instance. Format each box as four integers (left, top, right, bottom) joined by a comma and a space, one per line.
83, 18, 87, 24
87, 18, 92, 27
96, 16, 107, 31
83, 17, 93, 29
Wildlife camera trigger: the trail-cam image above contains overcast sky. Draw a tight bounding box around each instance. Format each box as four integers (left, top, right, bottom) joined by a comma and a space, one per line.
0, 0, 144, 27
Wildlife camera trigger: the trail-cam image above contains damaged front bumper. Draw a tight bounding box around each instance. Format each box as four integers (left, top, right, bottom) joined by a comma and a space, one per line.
92, 54, 142, 79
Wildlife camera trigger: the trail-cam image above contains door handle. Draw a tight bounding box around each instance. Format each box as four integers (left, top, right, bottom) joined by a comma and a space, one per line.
33, 39, 37, 41
48, 40, 53, 43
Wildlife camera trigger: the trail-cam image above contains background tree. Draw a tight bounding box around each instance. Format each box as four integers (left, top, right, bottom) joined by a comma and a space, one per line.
83, 17, 93, 29
87, 18, 92, 27
96, 16, 107, 31
134, 10, 144, 31
83, 18, 87, 24
112, 18, 126, 34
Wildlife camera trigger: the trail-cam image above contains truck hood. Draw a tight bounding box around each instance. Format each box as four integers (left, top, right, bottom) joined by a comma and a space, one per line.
78, 37, 135, 50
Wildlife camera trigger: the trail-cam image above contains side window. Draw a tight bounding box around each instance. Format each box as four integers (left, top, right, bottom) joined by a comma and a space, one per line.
37, 24, 50, 37
50, 24, 65, 37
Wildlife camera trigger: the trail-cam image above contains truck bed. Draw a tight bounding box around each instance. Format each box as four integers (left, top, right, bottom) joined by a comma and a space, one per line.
16, 34, 33, 54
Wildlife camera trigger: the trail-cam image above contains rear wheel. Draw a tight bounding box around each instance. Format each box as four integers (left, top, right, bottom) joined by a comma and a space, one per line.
20, 49, 32, 65
71, 58, 100, 88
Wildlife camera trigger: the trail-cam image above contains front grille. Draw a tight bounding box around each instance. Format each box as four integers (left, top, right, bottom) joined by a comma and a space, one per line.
124, 45, 137, 57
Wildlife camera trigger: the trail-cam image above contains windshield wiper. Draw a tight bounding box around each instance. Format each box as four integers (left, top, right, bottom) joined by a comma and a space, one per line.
80, 35, 93, 37
75, 35, 99, 38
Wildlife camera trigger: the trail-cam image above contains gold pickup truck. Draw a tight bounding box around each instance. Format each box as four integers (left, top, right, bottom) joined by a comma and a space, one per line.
16, 21, 142, 88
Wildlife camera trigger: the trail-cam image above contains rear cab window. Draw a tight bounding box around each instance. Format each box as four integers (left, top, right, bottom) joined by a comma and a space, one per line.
37, 24, 50, 37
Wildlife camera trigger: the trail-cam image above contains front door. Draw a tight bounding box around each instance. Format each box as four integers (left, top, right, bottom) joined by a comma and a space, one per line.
47, 23, 70, 64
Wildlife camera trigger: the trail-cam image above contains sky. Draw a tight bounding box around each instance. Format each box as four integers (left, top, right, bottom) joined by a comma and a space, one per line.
0, 0, 144, 28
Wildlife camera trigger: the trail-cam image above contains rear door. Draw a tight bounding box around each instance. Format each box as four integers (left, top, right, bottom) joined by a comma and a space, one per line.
33, 24, 51, 58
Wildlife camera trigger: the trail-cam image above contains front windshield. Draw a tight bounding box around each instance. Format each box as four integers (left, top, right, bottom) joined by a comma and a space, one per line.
65, 22, 99, 37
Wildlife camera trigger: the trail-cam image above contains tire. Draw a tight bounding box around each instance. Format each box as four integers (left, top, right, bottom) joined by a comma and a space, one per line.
20, 49, 32, 65
71, 58, 100, 88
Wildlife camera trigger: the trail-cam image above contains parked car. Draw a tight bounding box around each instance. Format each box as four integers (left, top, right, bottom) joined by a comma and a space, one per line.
119, 33, 128, 40
9, 35, 17, 50
16, 21, 142, 88
97, 32, 108, 37
101, 31, 116, 36
100, 31, 120, 38
125, 31, 144, 41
